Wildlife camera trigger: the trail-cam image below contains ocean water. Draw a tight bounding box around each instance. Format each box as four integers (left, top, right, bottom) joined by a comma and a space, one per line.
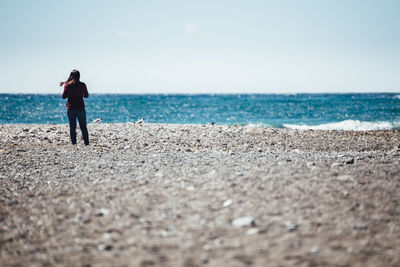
1, 93, 399, 130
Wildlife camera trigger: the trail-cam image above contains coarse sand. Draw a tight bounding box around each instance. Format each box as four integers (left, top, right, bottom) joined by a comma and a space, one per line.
1, 123, 400, 266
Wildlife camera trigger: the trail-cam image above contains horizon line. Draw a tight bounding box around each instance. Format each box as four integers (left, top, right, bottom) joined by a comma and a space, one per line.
1, 91, 399, 95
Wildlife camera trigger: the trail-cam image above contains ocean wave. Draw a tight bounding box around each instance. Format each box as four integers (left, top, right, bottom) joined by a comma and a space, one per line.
283, 120, 399, 131
394, 95, 400, 99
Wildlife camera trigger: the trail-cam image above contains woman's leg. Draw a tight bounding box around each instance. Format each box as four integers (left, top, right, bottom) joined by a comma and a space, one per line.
77, 110, 89, 145
67, 110, 77, 145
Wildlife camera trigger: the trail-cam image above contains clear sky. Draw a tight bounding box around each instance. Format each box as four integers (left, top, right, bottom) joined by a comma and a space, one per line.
0, 0, 399, 94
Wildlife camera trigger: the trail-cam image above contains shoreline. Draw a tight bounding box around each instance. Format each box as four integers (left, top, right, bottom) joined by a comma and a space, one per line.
1, 121, 400, 130
1, 123, 400, 266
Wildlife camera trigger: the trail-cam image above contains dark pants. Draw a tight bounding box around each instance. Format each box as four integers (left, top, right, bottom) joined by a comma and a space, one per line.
67, 109, 89, 145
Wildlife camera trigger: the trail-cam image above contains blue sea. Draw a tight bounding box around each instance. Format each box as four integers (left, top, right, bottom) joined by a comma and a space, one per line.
1, 93, 399, 130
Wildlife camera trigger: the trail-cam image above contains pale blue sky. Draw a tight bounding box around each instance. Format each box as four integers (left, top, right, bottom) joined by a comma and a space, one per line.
0, 0, 399, 93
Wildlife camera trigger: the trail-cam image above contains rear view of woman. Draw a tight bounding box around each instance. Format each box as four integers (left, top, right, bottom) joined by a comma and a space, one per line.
60, 69, 89, 145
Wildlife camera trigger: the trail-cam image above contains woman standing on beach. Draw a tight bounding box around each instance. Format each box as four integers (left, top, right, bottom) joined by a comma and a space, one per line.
60, 69, 89, 145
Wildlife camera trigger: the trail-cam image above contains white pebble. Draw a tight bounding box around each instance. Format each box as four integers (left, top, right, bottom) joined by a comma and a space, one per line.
232, 216, 255, 227
223, 199, 232, 207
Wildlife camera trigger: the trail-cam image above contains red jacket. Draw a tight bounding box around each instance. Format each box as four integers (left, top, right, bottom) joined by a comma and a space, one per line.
62, 82, 89, 110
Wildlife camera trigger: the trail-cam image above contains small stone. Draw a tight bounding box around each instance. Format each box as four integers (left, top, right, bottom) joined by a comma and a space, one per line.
96, 208, 110, 217
232, 216, 256, 227
332, 162, 344, 167
102, 233, 111, 240
310, 246, 319, 253
186, 186, 195, 191
160, 230, 168, 237
222, 199, 232, 207
285, 221, 299, 231
345, 158, 355, 164
203, 244, 211, 250
83, 218, 91, 224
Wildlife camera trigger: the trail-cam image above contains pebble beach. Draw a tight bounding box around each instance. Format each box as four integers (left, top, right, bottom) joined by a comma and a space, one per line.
1, 123, 400, 266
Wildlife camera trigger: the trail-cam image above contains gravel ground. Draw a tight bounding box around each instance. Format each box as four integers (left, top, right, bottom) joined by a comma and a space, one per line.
1, 123, 400, 267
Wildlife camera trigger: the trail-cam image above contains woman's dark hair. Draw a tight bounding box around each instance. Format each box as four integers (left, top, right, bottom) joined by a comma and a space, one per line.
67, 69, 80, 83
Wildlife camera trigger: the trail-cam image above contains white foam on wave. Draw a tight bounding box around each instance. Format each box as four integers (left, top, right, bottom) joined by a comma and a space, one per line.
394, 95, 400, 99
245, 122, 274, 128
283, 120, 399, 131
